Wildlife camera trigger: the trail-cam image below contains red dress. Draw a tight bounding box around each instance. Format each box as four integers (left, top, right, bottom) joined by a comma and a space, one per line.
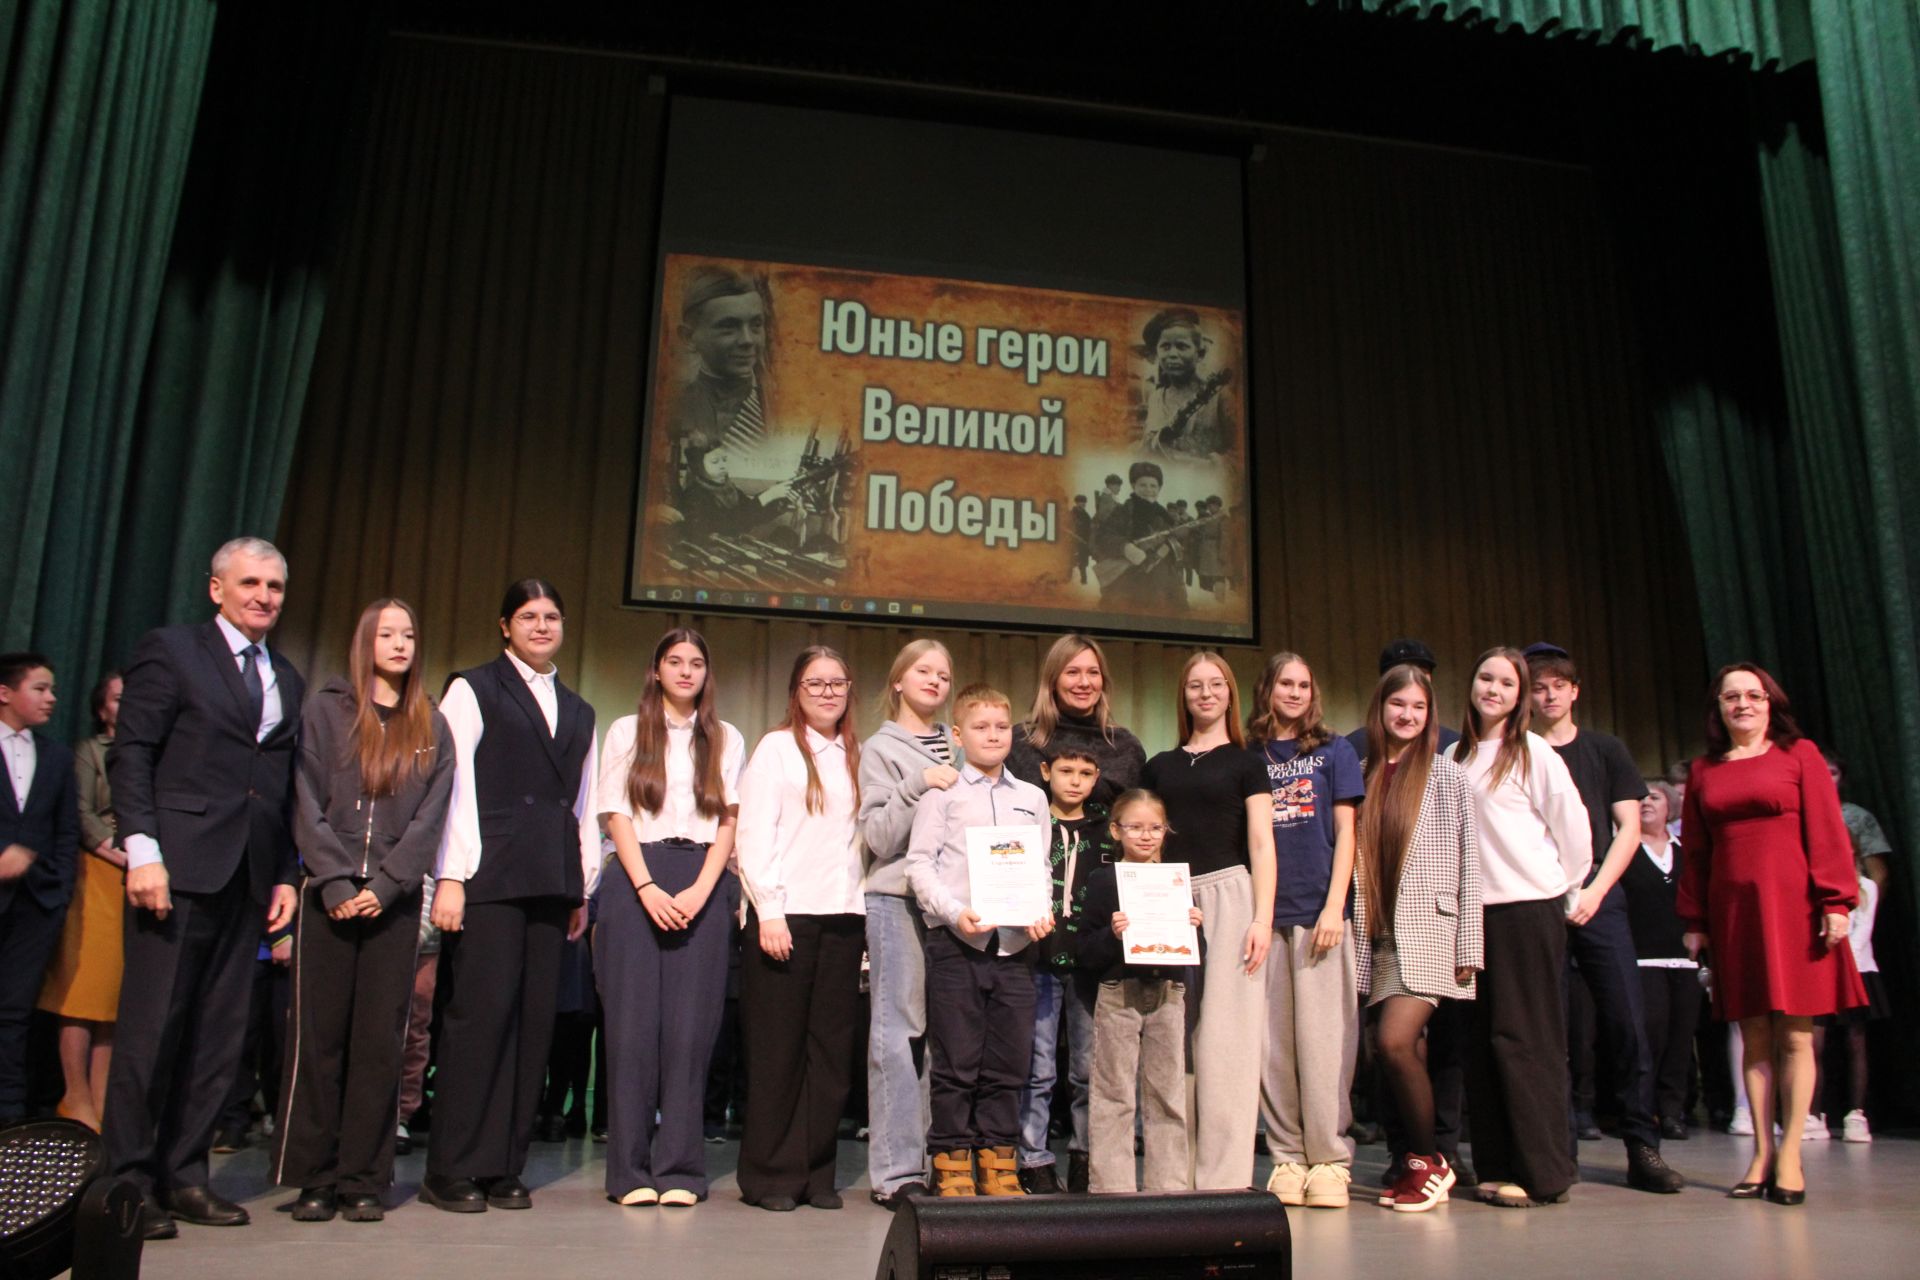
1676, 738, 1865, 1020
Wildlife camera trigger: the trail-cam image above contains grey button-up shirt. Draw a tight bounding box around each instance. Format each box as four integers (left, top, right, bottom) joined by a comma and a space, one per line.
906, 761, 1051, 954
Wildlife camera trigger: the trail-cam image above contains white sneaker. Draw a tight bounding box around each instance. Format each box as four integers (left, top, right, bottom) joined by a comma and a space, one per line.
1303, 1162, 1351, 1208
1728, 1106, 1754, 1136
1803, 1114, 1831, 1141
1842, 1109, 1873, 1143
1265, 1161, 1308, 1206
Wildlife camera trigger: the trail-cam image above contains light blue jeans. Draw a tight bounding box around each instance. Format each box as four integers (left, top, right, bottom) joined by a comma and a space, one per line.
864, 892, 930, 1194
1019, 968, 1094, 1168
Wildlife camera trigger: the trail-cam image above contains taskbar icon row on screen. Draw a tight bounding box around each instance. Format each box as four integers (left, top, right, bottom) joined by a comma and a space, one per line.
639, 585, 925, 618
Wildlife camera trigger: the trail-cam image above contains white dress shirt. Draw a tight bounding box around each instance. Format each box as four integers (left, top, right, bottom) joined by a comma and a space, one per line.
596, 711, 745, 843
214, 613, 282, 741
433, 650, 601, 898
1461, 732, 1594, 909
735, 725, 864, 920
1, 723, 35, 809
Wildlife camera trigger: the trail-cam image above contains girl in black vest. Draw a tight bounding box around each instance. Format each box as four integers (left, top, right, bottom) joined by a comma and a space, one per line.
421, 580, 599, 1213
276, 598, 454, 1222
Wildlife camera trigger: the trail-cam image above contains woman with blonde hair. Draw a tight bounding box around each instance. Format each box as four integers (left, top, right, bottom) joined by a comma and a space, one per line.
1007, 633, 1145, 808
1141, 651, 1276, 1190
858, 638, 955, 1208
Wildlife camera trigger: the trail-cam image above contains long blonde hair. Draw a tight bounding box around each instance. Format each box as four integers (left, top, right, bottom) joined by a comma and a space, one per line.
1176, 651, 1245, 747
1024, 633, 1119, 747
881, 638, 953, 722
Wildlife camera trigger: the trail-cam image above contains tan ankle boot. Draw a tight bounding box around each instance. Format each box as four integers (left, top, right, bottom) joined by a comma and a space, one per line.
933, 1148, 977, 1196
976, 1146, 1025, 1196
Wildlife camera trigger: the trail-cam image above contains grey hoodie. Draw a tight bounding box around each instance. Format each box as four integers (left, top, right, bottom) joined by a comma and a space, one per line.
294, 676, 456, 911
858, 718, 953, 898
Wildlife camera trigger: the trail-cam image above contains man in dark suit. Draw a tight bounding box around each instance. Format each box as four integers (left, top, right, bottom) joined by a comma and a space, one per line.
105, 537, 303, 1239
0, 652, 79, 1125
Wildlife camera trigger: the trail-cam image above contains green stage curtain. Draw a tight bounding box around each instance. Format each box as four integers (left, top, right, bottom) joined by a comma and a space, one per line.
0, 0, 216, 693
1306, 0, 1812, 68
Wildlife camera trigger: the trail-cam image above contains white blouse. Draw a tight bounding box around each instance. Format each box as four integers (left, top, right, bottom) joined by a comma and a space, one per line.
1460, 731, 1593, 909
735, 725, 864, 920
596, 711, 745, 844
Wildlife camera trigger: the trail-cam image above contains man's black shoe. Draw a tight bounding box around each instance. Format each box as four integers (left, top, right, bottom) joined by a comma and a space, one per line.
1625, 1140, 1685, 1194
420, 1174, 488, 1212
483, 1174, 533, 1209
161, 1185, 250, 1226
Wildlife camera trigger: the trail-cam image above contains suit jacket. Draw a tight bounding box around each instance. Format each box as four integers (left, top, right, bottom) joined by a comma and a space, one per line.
1353, 752, 1484, 1001
108, 619, 305, 904
0, 730, 79, 914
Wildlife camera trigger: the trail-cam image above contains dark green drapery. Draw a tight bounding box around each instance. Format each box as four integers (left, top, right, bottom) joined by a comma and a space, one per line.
0, 0, 216, 687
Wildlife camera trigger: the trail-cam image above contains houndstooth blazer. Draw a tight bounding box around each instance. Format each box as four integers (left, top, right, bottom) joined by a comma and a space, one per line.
1353, 752, 1484, 1001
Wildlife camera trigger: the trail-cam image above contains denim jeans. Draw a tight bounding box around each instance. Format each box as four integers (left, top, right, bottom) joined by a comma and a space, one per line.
1019, 969, 1093, 1167
865, 892, 930, 1193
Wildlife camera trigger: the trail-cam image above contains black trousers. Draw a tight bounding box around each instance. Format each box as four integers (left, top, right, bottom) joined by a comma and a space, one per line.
595, 848, 731, 1198
0, 894, 68, 1119
1639, 968, 1704, 1126
217, 955, 290, 1133
924, 928, 1037, 1152
1564, 886, 1659, 1147
104, 863, 260, 1194
427, 896, 570, 1181
737, 910, 863, 1204
1467, 898, 1575, 1199
274, 880, 420, 1193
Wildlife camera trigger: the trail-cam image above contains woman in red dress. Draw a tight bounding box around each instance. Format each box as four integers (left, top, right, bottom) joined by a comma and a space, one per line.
1677, 664, 1864, 1206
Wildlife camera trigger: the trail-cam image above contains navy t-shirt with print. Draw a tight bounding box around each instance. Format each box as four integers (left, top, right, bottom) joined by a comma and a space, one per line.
1263, 735, 1366, 928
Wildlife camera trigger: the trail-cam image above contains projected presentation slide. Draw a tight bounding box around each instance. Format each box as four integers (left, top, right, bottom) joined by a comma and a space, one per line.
627, 253, 1253, 641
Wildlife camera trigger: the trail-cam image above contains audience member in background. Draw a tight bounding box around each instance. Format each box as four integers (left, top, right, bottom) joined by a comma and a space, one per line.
1452, 647, 1590, 1209
735, 647, 866, 1211
36, 670, 124, 1131
423, 579, 599, 1214
0, 653, 78, 1126
105, 537, 303, 1240
1008, 633, 1146, 812
1142, 652, 1276, 1191
1078, 789, 1202, 1193
1620, 781, 1702, 1141
1679, 664, 1865, 1205
394, 880, 439, 1156
1524, 642, 1682, 1194
212, 924, 291, 1153
1248, 652, 1363, 1211
595, 628, 744, 1208
1820, 750, 1887, 1144
1352, 664, 1482, 1214
275, 598, 454, 1223
857, 639, 954, 1209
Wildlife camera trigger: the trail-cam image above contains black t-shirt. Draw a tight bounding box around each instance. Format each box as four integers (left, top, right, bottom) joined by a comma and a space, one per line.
1548, 728, 1646, 885
1141, 745, 1269, 877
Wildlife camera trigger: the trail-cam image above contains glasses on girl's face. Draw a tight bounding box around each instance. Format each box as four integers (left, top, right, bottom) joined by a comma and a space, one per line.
800, 678, 851, 696
1118, 822, 1167, 837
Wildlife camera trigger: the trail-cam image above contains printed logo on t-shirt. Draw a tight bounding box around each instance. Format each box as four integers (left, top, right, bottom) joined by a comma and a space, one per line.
1273, 775, 1316, 824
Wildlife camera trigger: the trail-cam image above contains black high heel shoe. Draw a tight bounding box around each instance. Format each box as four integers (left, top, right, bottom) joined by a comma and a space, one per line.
1765, 1182, 1805, 1206
1727, 1180, 1769, 1200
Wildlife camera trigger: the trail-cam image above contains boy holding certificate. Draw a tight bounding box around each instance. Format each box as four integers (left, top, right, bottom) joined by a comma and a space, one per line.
1077, 789, 1206, 1193
906, 685, 1055, 1197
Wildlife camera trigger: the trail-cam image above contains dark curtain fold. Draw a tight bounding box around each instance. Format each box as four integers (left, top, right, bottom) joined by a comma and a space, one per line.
0, 0, 216, 685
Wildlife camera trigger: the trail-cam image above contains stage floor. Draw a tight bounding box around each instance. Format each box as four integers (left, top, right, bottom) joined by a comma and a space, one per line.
135, 1128, 1912, 1279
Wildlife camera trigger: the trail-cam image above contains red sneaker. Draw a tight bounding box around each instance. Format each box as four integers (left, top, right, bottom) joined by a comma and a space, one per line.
1387, 1153, 1455, 1214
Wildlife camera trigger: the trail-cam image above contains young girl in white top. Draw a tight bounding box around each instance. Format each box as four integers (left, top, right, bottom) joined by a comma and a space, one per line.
734, 646, 865, 1212
1449, 646, 1592, 1209
594, 628, 744, 1207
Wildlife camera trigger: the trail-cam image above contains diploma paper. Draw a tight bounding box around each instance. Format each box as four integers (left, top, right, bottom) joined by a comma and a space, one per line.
965, 824, 1049, 928
1116, 862, 1200, 965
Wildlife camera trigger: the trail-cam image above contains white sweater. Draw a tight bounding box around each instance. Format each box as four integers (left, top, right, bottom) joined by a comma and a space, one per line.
1459, 732, 1593, 908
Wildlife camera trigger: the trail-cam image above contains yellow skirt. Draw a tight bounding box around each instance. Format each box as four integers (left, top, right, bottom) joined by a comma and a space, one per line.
37, 853, 125, 1022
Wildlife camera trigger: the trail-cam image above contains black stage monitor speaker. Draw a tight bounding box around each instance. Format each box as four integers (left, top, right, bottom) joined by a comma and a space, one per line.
875, 1189, 1290, 1280
0, 1119, 144, 1280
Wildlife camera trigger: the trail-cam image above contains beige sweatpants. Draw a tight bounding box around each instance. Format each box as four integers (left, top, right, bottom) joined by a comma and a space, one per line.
1188, 865, 1266, 1190
1260, 925, 1358, 1166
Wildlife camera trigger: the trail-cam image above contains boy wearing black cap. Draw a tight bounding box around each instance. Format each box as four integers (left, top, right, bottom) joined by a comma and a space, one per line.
1091, 462, 1186, 612
1523, 642, 1684, 1194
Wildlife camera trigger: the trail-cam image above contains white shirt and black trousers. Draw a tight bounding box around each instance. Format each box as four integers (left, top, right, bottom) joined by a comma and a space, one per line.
274, 680, 455, 1199
734, 727, 866, 1207
594, 712, 743, 1202
0, 721, 78, 1122
428, 654, 596, 1193
105, 617, 303, 1207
